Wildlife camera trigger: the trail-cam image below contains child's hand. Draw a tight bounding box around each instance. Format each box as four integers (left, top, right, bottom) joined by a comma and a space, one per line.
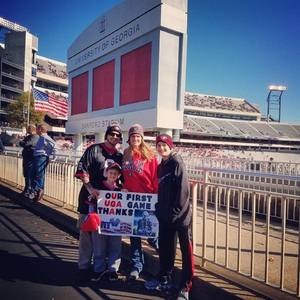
91, 189, 100, 198
90, 189, 100, 198
121, 188, 128, 192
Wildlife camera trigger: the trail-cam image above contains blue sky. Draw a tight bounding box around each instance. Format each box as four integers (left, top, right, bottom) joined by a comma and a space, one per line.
1, 0, 299, 123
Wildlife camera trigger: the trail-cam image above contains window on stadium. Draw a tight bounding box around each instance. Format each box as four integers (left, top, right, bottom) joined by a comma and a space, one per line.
120, 42, 152, 105
92, 60, 115, 111
71, 72, 88, 115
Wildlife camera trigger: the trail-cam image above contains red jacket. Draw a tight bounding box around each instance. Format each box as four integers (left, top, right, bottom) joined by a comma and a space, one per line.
122, 152, 158, 193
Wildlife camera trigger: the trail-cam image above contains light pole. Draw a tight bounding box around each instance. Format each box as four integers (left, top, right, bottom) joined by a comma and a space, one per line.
26, 82, 32, 127
267, 85, 287, 123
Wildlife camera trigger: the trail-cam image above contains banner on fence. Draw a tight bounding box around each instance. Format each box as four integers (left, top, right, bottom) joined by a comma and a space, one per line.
97, 190, 158, 238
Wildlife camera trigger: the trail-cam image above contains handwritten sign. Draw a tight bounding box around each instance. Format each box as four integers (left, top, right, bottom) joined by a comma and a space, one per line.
97, 191, 158, 238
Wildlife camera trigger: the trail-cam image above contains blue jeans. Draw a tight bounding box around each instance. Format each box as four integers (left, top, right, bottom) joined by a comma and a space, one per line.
32, 155, 49, 192
23, 158, 34, 192
93, 234, 122, 273
130, 236, 159, 273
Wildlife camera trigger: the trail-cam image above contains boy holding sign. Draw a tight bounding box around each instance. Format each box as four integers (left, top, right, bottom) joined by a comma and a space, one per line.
92, 161, 123, 282
75, 125, 123, 283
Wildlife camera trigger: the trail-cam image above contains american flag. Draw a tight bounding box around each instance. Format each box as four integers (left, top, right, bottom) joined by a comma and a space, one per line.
33, 88, 68, 119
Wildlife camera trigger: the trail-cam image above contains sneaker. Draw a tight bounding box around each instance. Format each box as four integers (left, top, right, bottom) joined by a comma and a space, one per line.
108, 271, 119, 281
145, 276, 172, 291
91, 270, 109, 282
28, 191, 36, 200
35, 189, 44, 202
176, 288, 189, 300
128, 269, 139, 281
145, 279, 161, 290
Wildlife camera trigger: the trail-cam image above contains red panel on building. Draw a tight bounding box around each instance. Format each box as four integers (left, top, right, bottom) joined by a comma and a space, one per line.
92, 60, 115, 111
120, 43, 151, 105
71, 72, 88, 115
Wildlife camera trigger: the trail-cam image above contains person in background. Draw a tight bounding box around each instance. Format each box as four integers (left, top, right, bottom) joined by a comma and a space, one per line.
74, 125, 123, 283
29, 124, 56, 202
19, 124, 39, 197
122, 124, 158, 281
0, 129, 4, 153
91, 161, 123, 282
145, 134, 194, 300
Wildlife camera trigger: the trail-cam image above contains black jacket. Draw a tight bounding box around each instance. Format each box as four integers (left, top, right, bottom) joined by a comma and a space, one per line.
19, 134, 39, 160
155, 152, 191, 227
75, 143, 123, 214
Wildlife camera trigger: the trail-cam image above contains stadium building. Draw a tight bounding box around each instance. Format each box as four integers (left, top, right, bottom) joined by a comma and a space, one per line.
0, 17, 68, 134
1, 8, 299, 161
176, 92, 300, 162
65, 0, 299, 161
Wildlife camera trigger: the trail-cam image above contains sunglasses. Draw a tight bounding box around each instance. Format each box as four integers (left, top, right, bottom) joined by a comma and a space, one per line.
109, 132, 121, 138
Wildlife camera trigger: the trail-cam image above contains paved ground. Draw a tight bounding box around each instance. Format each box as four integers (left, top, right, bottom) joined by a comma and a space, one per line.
0, 185, 270, 300
0, 194, 166, 300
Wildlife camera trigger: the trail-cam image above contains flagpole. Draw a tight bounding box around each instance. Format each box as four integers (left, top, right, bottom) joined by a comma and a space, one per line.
27, 83, 31, 127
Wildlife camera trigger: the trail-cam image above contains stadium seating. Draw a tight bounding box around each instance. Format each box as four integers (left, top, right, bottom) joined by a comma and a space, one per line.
250, 123, 280, 137
184, 92, 259, 113
229, 121, 263, 137
292, 125, 300, 135
269, 124, 300, 139
174, 145, 300, 164
36, 56, 67, 80
209, 119, 243, 136
183, 115, 300, 140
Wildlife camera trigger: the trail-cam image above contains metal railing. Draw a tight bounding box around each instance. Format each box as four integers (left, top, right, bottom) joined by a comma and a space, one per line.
1, 152, 300, 297
190, 176, 300, 296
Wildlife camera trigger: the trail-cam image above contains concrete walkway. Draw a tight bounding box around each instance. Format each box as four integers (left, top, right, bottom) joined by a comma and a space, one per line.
0, 181, 272, 299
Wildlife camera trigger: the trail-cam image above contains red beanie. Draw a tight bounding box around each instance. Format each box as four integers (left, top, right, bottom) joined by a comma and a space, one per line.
156, 134, 174, 149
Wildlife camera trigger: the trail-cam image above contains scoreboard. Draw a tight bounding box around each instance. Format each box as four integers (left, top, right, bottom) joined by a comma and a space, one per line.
66, 0, 187, 134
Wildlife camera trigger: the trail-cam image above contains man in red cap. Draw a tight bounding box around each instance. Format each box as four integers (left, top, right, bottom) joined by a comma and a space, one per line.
145, 134, 194, 300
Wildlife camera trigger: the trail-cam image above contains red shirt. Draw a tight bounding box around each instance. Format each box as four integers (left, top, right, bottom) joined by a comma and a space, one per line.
122, 152, 158, 193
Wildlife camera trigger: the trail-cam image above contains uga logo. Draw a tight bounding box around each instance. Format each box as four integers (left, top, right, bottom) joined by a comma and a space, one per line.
97, 16, 106, 34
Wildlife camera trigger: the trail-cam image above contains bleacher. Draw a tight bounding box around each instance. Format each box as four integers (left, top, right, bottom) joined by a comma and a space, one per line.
184, 92, 259, 114
209, 119, 242, 136
36, 55, 67, 80
183, 115, 300, 140
250, 123, 279, 137
230, 121, 262, 137
174, 145, 300, 163
182, 92, 300, 141
292, 125, 300, 135
270, 124, 299, 139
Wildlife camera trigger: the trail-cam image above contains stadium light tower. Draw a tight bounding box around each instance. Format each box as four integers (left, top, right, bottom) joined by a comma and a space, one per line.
267, 85, 287, 123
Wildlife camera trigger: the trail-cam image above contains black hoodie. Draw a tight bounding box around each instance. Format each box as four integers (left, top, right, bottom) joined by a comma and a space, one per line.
155, 152, 191, 227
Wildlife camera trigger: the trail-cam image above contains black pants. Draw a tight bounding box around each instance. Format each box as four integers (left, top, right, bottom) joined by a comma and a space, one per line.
158, 222, 194, 290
